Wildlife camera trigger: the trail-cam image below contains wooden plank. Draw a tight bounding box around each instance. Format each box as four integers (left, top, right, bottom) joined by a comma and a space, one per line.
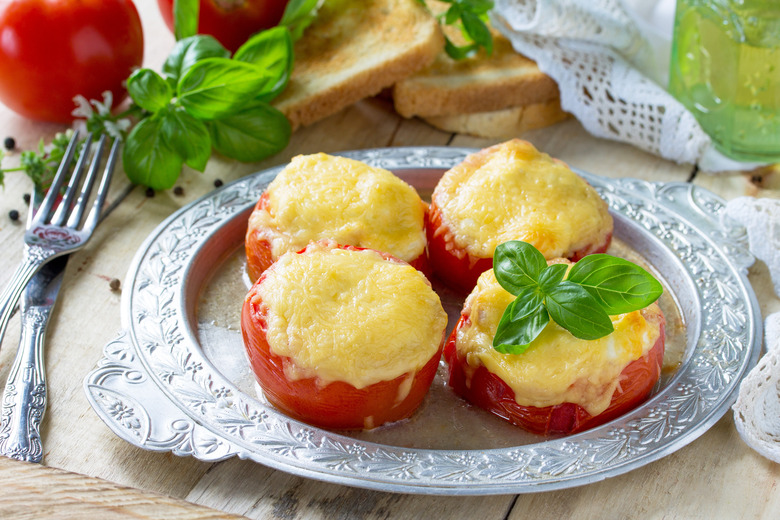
0, 457, 247, 520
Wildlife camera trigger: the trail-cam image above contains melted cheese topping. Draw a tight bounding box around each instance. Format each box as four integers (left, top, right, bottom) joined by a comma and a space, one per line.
432, 139, 612, 258
255, 242, 447, 389
248, 153, 426, 262
456, 269, 662, 416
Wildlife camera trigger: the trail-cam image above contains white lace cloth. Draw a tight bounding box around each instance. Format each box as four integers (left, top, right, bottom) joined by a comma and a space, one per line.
491, 0, 765, 172
726, 197, 780, 463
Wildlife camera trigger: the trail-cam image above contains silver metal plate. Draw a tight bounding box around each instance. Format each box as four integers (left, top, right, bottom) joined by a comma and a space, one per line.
84, 147, 761, 495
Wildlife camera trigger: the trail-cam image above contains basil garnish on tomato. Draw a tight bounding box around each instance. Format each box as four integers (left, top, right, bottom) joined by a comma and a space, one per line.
492, 241, 663, 354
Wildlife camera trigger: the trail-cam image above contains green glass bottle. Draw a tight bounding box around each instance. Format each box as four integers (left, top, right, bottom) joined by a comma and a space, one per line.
669, 0, 780, 162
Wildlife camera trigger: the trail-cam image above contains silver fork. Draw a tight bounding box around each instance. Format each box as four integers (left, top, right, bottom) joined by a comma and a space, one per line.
0, 131, 119, 350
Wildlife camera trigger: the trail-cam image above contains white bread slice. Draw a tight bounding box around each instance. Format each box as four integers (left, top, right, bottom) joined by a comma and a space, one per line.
422, 100, 570, 138
272, 0, 444, 130
392, 1, 560, 122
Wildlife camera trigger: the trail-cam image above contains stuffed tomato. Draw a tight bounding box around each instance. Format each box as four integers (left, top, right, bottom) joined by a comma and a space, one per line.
245, 153, 429, 282
241, 241, 447, 430
445, 268, 665, 435
427, 139, 613, 293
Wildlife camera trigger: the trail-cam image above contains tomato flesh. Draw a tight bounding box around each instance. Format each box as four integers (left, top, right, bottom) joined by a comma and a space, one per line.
444, 310, 666, 435
157, 0, 288, 53
245, 191, 431, 281
0, 0, 143, 123
426, 198, 612, 294
242, 267, 443, 430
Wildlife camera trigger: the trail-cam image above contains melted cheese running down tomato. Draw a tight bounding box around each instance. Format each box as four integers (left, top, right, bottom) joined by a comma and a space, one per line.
253, 242, 447, 389
248, 153, 427, 263
432, 139, 612, 259
456, 269, 663, 416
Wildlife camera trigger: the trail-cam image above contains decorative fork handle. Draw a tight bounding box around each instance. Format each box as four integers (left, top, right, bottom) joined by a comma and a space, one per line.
0, 304, 50, 462
0, 245, 53, 350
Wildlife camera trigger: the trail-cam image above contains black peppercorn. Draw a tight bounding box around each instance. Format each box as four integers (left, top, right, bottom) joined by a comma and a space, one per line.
213, 179, 223, 188
145, 187, 155, 198
173, 186, 184, 196
3, 137, 15, 150
8, 209, 19, 221
22, 193, 30, 205
109, 278, 121, 291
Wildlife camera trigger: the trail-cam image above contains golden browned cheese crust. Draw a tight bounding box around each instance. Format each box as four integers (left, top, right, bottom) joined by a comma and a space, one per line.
272, 0, 444, 130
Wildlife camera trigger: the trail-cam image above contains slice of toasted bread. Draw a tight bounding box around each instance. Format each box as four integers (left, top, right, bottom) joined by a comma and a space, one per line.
392, 1, 559, 119
272, 0, 444, 131
422, 100, 570, 138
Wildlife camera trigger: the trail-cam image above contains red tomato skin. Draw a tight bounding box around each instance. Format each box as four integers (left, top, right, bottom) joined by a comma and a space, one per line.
241, 244, 443, 430
425, 199, 612, 294
157, 0, 288, 53
444, 309, 665, 435
245, 191, 431, 282
0, 0, 143, 123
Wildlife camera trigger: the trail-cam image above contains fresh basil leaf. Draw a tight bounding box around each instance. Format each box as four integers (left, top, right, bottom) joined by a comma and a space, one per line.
444, 37, 478, 60
538, 263, 568, 293
178, 58, 272, 120
280, 0, 322, 41
493, 295, 549, 355
173, 0, 199, 41
123, 116, 184, 190
233, 27, 293, 101
461, 0, 494, 15
162, 36, 230, 86
127, 69, 172, 113
567, 254, 664, 314
207, 100, 291, 162
460, 9, 493, 55
160, 106, 211, 172
445, 4, 461, 25
493, 240, 546, 295
545, 281, 614, 340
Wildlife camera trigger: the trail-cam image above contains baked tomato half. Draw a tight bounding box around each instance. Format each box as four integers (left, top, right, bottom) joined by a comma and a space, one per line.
241, 242, 446, 430
157, 0, 288, 53
444, 309, 665, 435
426, 198, 613, 294
0, 0, 144, 123
245, 191, 431, 282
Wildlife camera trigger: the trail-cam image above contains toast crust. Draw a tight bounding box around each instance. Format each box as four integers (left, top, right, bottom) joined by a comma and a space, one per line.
423, 100, 570, 138
272, 0, 444, 130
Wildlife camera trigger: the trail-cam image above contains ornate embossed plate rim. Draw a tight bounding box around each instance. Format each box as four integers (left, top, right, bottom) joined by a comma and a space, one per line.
86, 146, 762, 495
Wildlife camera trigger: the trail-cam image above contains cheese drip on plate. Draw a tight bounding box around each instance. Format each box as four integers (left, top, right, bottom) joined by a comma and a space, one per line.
456, 269, 663, 416
249, 153, 427, 263
432, 139, 612, 259
254, 242, 448, 389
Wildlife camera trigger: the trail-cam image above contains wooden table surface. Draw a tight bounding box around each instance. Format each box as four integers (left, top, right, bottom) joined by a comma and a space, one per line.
0, 1, 779, 518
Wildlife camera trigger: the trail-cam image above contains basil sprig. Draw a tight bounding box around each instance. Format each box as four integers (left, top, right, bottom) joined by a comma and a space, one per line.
418, 0, 494, 59
123, 29, 292, 190
492, 241, 663, 354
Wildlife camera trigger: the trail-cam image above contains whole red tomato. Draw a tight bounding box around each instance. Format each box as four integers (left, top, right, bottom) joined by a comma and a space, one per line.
0, 0, 144, 124
157, 0, 288, 53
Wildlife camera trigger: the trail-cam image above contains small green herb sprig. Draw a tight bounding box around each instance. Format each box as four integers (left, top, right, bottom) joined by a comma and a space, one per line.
492, 241, 663, 355
0, 130, 81, 190
418, 0, 494, 59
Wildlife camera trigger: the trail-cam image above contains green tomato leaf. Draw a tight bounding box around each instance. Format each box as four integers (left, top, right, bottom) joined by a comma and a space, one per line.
233, 27, 293, 101
493, 240, 546, 295
545, 281, 614, 340
173, 0, 199, 41
567, 254, 664, 314
493, 291, 549, 354
123, 116, 184, 190
160, 107, 211, 172
162, 35, 230, 86
127, 69, 172, 113
280, 0, 323, 41
178, 58, 272, 120
538, 263, 568, 293
207, 100, 291, 162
